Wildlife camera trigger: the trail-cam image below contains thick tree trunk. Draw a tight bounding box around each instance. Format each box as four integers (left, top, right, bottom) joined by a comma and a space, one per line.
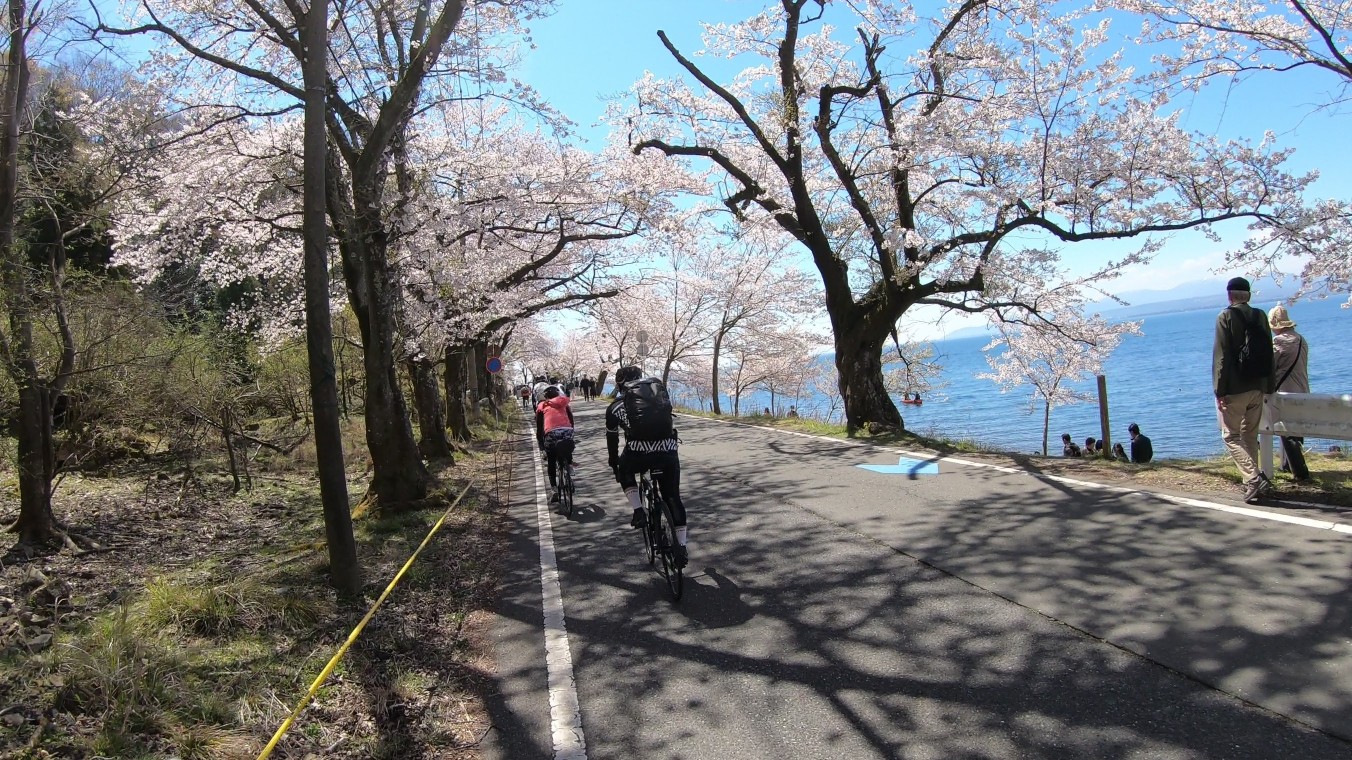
834, 317, 904, 435
409, 358, 452, 460
336, 191, 430, 511
443, 345, 471, 441
13, 378, 57, 544
361, 309, 429, 508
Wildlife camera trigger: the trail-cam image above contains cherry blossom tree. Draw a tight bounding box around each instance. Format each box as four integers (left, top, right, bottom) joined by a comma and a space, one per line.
96, 0, 558, 510
1113, 0, 1352, 304
702, 228, 819, 414
979, 315, 1141, 455
883, 336, 945, 402
622, 0, 1346, 435
721, 326, 815, 416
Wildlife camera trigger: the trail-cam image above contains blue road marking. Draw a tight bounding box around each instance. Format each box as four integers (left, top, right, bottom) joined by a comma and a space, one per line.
858, 456, 940, 476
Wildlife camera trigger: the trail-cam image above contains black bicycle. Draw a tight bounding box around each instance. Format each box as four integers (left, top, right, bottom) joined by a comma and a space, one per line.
542, 447, 575, 517
638, 468, 683, 601
558, 452, 575, 517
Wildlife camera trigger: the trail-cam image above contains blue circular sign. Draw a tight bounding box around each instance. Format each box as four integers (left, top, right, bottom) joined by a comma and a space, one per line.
485, 356, 503, 374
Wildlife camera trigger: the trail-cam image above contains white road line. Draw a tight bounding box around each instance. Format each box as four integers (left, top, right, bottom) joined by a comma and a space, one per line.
682, 413, 1352, 537
532, 455, 589, 760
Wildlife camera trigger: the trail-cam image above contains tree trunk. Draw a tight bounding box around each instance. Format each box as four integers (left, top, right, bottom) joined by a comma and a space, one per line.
1, 0, 59, 547
1042, 400, 1051, 456
12, 379, 57, 544
303, 2, 359, 593
443, 345, 471, 441
833, 317, 904, 435
409, 358, 452, 460
475, 341, 501, 410
710, 330, 724, 415
335, 181, 430, 512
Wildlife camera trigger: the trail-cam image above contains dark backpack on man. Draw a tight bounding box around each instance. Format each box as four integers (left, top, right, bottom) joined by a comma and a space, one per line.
622, 377, 674, 440
1230, 306, 1273, 381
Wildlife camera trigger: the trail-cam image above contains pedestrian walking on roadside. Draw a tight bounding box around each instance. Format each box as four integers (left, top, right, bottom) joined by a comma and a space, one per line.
1213, 276, 1275, 503
1270, 303, 1311, 482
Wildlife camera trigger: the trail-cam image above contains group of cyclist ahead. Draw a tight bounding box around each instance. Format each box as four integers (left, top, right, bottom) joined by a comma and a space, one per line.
532, 365, 688, 570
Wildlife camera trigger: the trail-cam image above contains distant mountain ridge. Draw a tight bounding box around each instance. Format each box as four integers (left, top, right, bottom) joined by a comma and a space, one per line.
1093, 276, 1303, 318
936, 275, 1304, 341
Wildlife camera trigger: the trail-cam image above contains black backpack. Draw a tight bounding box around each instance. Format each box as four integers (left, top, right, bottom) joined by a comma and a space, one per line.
1231, 306, 1273, 381
622, 377, 674, 440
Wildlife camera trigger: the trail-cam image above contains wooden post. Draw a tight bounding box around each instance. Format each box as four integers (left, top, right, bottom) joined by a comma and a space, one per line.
1097, 374, 1111, 458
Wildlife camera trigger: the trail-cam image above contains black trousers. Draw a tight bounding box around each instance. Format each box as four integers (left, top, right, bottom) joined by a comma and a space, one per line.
616, 449, 686, 527
1281, 436, 1310, 480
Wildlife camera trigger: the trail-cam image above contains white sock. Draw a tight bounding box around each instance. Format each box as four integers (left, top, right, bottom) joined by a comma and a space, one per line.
625, 488, 641, 510
675, 526, 688, 546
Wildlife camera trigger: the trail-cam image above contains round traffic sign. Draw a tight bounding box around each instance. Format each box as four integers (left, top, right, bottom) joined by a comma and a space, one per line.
485, 356, 503, 374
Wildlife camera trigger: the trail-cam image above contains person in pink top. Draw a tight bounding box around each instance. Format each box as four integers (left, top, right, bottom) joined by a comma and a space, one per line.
535, 385, 576, 502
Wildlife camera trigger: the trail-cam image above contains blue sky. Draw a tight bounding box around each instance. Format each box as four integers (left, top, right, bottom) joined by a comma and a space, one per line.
516, 0, 1349, 325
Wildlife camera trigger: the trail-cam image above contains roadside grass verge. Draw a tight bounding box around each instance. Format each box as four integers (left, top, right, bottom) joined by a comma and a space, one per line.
678, 404, 1352, 508
1, 417, 514, 759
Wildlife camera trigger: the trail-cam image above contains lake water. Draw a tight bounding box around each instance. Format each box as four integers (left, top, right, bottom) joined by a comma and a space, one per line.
676, 296, 1352, 460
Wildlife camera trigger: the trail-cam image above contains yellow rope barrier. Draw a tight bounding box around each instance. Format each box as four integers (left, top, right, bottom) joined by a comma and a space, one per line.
255, 479, 475, 760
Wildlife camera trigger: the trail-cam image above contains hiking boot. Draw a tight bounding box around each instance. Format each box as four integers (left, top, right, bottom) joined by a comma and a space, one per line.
672, 544, 688, 569
629, 509, 646, 529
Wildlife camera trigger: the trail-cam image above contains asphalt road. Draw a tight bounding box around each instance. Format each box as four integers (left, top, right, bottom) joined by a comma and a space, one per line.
483, 403, 1352, 760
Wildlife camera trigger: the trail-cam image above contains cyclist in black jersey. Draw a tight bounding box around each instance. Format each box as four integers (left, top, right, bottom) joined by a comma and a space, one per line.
606, 365, 687, 568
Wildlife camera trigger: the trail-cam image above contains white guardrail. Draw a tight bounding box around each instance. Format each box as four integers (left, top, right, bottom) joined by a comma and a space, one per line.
1259, 392, 1352, 476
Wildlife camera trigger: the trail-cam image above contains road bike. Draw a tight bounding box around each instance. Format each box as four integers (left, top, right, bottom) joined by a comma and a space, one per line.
541, 445, 576, 516
557, 452, 575, 517
638, 468, 683, 601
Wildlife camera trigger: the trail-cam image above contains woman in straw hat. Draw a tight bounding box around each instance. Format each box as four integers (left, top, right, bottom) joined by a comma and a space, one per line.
1270, 303, 1311, 482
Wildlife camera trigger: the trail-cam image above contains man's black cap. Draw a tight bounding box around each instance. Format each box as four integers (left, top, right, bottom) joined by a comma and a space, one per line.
1226, 276, 1251, 292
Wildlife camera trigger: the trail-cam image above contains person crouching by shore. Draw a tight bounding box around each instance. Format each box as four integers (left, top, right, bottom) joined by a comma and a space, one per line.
1062, 433, 1083, 457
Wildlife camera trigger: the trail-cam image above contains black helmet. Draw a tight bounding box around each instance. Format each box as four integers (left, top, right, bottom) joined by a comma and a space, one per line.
615, 365, 642, 386
543, 385, 561, 399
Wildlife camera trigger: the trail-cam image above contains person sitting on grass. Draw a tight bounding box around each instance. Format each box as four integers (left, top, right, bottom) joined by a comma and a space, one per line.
1126, 422, 1154, 463
1061, 433, 1083, 457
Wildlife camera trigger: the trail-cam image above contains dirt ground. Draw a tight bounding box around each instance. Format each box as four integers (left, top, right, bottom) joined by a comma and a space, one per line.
0, 432, 524, 759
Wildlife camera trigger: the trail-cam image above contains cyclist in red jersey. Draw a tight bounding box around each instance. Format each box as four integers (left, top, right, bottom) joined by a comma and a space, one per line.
535, 385, 575, 503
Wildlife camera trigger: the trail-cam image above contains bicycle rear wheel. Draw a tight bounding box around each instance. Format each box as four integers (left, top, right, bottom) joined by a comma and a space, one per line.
559, 461, 574, 517
639, 480, 656, 566
659, 501, 683, 601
